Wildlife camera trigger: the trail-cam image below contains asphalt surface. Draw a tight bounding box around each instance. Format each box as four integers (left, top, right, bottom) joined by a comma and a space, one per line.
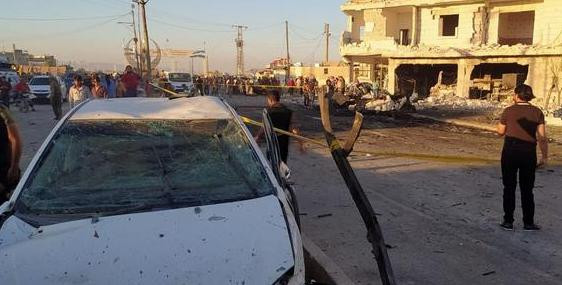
13, 96, 562, 285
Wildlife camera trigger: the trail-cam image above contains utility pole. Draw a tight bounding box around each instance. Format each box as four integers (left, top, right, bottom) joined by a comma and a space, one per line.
203, 41, 209, 76
138, 0, 151, 82
130, 4, 141, 73
285, 20, 290, 83
136, 2, 144, 75
324, 23, 331, 65
232, 25, 248, 76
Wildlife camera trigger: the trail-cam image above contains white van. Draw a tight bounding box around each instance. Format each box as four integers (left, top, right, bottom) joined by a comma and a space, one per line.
164, 72, 194, 93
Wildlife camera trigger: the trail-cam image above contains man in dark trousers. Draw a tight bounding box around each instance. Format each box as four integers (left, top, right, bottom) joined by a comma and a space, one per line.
0, 103, 22, 204
254, 88, 303, 163
497, 84, 548, 231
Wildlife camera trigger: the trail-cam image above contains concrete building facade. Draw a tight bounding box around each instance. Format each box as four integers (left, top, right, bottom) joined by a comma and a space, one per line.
340, 0, 562, 106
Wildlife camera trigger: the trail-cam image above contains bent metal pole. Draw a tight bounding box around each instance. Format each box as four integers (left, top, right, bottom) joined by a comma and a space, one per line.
318, 90, 397, 285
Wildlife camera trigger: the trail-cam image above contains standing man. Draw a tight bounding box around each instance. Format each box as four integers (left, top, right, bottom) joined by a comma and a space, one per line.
69, 75, 91, 108
91, 75, 109, 99
0, 104, 22, 204
497, 84, 548, 231
49, 76, 63, 120
120, 65, 140, 97
0, 77, 12, 108
254, 88, 304, 163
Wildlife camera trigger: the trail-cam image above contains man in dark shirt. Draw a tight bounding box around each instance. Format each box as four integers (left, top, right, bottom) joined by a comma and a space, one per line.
255, 88, 303, 163
0, 104, 22, 204
497, 84, 548, 231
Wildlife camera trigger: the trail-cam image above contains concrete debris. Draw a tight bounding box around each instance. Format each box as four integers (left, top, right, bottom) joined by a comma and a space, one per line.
416, 92, 508, 112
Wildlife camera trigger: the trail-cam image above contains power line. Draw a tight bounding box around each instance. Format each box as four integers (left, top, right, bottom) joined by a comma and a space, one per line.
289, 27, 323, 41
150, 18, 231, 33
0, 13, 129, 22
6, 14, 129, 40
143, 6, 232, 27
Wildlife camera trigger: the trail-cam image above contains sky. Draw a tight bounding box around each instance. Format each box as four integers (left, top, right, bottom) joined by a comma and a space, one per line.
1, 0, 346, 73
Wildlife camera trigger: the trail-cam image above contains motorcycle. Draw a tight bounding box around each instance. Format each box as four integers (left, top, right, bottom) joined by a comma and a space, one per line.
15, 92, 36, 113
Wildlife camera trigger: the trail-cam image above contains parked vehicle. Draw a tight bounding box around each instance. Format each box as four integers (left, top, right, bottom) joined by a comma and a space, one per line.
0, 97, 304, 284
164, 72, 194, 93
0, 62, 20, 86
28, 75, 51, 104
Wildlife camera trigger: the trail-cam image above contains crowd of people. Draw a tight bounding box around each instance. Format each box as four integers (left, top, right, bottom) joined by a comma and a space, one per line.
1, 65, 142, 120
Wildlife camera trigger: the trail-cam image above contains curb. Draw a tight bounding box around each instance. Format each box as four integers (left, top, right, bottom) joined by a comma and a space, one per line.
302, 234, 357, 285
409, 113, 497, 132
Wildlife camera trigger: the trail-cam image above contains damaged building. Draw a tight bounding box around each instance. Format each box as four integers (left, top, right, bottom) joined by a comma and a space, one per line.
340, 0, 562, 107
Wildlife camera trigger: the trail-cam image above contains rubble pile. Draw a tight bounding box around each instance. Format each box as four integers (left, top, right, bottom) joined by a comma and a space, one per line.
415, 92, 508, 112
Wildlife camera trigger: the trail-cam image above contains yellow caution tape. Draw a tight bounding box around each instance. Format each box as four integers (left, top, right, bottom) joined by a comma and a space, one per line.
148, 82, 503, 165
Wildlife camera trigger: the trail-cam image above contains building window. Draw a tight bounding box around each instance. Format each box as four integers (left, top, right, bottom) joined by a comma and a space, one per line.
439, 14, 459, 37
399, 29, 409, 45
498, 11, 535, 45
324, 68, 329, 75
359, 26, 365, 41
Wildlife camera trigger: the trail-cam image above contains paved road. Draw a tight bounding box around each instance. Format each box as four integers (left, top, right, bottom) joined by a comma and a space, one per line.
13, 96, 562, 285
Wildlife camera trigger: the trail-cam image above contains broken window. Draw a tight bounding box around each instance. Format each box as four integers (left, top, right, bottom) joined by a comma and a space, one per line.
439, 14, 459, 37
399, 29, 409, 45
15, 119, 274, 225
498, 11, 534, 45
470, 63, 529, 99
395, 64, 457, 98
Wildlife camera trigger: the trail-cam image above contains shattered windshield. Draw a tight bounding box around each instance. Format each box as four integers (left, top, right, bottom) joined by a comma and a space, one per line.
30, 77, 50, 85
15, 119, 274, 219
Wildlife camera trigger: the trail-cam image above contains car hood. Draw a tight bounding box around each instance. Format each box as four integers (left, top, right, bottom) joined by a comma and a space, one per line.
170, 82, 192, 87
0, 195, 295, 285
29, 85, 50, 92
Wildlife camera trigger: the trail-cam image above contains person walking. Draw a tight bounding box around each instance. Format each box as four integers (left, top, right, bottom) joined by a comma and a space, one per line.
91, 75, 109, 99
120, 65, 140, 97
497, 84, 548, 231
0, 77, 12, 108
68, 75, 91, 108
49, 76, 63, 120
106, 73, 117, 98
0, 103, 22, 204
254, 88, 304, 163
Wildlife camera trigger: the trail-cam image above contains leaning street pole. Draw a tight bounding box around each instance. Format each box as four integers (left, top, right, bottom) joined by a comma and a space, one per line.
130, 4, 141, 73
318, 91, 397, 285
138, 0, 151, 82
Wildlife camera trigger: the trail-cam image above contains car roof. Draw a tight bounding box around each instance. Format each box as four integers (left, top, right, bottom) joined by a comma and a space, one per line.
70, 97, 234, 121
31, 75, 50, 78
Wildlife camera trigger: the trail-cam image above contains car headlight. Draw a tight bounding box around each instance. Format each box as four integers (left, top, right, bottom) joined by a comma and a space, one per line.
272, 267, 294, 285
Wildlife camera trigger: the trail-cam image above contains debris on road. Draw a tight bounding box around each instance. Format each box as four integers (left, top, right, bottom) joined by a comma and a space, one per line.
482, 270, 496, 276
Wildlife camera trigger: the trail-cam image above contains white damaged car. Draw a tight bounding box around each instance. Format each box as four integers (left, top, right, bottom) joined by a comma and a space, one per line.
0, 97, 304, 284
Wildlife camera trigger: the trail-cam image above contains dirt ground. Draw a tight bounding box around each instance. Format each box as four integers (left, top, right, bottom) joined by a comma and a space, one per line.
13, 96, 562, 285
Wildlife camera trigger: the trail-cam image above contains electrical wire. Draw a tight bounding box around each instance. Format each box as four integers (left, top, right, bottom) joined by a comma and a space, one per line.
150, 18, 232, 33
0, 13, 129, 22
144, 6, 233, 27
5, 14, 129, 40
